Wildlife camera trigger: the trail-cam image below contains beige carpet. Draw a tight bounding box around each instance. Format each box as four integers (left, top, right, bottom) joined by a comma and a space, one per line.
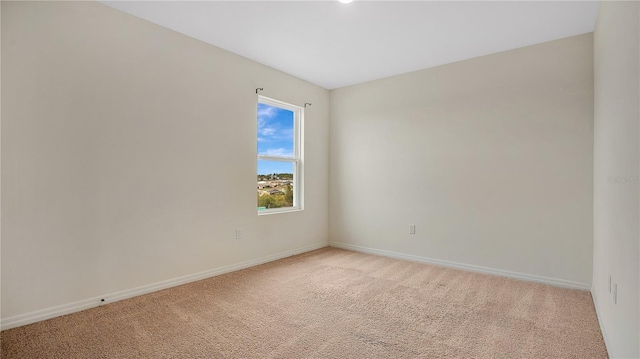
1, 247, 607, 358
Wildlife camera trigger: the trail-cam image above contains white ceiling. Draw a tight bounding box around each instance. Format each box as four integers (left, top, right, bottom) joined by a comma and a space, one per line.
101, 1, 600, 90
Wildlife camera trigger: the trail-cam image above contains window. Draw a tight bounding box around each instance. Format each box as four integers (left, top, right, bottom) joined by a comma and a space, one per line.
257, 96, 303, 213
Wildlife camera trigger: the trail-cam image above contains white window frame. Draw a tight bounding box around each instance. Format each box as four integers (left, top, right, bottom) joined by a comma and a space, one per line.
257, 96, 303, 214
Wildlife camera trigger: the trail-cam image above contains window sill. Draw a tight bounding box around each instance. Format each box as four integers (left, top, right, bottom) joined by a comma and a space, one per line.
258, 207, 303, 216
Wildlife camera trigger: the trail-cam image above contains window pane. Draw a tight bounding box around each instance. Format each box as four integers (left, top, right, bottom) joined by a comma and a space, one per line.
257, 160, 294, 210
257, 103, 294, 157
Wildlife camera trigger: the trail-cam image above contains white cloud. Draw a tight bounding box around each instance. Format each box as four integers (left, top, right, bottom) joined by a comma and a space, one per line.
261, 148, 293, 157
258, 105, 280, 141
257, 104, 293, 144
258, 106, 277, 120
260, 127, 277, 136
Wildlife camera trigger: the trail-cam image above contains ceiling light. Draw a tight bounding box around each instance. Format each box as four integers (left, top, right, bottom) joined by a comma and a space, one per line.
339, 0, 354, 4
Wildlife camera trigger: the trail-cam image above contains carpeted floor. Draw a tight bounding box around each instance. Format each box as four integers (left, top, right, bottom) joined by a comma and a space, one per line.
1, 247, 607, 358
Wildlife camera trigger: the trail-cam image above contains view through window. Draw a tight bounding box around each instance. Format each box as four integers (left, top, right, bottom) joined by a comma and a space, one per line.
257, 96, 302, 213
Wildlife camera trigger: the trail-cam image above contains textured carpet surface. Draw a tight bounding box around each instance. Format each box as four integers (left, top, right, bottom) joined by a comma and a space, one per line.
1, 247, 607, 358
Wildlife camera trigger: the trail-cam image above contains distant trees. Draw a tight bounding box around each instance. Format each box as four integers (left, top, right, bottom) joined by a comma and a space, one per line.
284, 184, 293, 204
257, 173, 293, 181
258, 193, 276, 209
257, 173, 294, 209
257, 184, 294, 209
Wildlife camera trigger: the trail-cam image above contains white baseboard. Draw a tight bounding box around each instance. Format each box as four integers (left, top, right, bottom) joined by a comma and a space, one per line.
330, 242, 591, 290
591, 288, 613, 358
1, 242, 328, 331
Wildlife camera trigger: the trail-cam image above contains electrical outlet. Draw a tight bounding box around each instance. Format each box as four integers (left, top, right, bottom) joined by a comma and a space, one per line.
409, 225, 416, 234
235, 229, 242, 239
609, 274, 612, 293
613, 283, 617, 305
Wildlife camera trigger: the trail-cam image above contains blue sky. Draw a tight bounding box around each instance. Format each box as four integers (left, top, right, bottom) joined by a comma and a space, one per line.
257, 103, 294, 175
258, 160, 293, 176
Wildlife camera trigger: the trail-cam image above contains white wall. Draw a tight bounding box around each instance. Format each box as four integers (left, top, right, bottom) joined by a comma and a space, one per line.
592, 1, 640, 358
1, 1, 329, 325
329, 34, 594, 288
